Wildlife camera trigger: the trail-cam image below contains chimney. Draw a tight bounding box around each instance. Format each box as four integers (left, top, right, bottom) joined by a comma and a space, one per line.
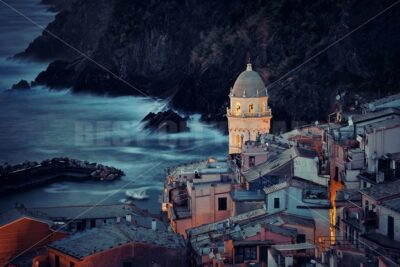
151, 219, 157, 231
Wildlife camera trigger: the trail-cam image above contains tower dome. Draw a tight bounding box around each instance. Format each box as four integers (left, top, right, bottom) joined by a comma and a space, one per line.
231, 63, 267, 97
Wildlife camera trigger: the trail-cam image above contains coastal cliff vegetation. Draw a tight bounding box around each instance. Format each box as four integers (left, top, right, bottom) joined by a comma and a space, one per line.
16, 0, 400, 126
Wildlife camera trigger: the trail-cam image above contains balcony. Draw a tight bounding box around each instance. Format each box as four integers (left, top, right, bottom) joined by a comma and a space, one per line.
227, 108, 272, 118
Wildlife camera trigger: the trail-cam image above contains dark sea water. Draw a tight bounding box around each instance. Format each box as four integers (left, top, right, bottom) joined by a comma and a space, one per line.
0, 0, 227, 213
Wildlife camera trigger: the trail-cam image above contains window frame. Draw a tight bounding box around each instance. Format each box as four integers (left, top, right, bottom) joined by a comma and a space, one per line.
248, 103, 254, 113
218, 197, 227, 211
273, 197, 280, 209
249, 156, 255, 167
234, 246, 257, 263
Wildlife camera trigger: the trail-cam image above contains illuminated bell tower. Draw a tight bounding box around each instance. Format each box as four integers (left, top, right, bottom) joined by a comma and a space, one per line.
227, 62, 272, 154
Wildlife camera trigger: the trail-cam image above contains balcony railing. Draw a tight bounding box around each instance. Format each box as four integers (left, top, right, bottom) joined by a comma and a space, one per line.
227, 108, 272, 118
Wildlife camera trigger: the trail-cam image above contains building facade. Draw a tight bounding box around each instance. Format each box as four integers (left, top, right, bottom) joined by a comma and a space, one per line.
163, 158, 234, 237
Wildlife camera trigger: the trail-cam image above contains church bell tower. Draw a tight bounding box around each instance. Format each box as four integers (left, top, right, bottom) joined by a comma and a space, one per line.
227, 62, 272, 154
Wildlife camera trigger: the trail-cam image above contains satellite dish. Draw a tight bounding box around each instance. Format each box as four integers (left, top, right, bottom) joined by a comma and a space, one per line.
315, 120, 319, 126
336, 94, 341, 101
314, 157, 319, 163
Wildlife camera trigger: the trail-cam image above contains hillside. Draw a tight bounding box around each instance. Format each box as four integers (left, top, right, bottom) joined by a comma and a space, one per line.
16, 0, 400, 127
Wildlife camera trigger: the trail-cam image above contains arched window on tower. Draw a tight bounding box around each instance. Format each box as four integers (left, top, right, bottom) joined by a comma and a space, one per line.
249, 104, 254, 113
260, 102, 265, 113
236, 103, 241, 115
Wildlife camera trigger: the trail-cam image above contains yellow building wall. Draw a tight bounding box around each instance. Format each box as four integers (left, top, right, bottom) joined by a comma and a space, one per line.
227, 96, 272, 154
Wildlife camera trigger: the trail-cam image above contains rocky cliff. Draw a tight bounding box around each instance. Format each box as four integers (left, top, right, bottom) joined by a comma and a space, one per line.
16, 0, 400, 127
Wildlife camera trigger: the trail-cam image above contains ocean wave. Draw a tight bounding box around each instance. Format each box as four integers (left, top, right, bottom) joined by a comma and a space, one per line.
125, 188, 150, 200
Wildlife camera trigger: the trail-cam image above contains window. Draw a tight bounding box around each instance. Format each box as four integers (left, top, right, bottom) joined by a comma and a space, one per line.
55, 256, 60, 267
296, 234, 306, 243
218, 197, 227, 211
388, 215, 394, 239
235, 247, 244, 263
234, 246, 257, 263
296, 234, 306, 252
248, 104, 254, 113
236, 103, 241, 114
244, 247, 257, 260
90, 219, 96, 228
70, 262, 75, 267
363, 181, 367, 188
274, 197, 280, 209
249, 156, 255, 167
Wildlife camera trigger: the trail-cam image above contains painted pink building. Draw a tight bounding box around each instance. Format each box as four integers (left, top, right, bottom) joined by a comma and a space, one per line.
163, 158, 234, 237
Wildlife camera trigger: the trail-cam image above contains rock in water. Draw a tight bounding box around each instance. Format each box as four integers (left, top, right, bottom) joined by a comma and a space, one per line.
11, 80, 30, 90
142, 110, 189, 133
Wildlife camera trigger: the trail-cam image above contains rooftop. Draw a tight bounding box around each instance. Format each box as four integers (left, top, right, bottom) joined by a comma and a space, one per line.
230, 189, 265, 202
264, 223, 297, 238
243, 148, 293, 182
278, 213, 315, 228
352, 107, 400, 124
294, 146, 318, 159
263, 176, 327, 195
187, 208, 268, 238
231, 63, 267, 98
263, 181, 289, 194
366, 93, 400, 110
360, 180, 400, 200
381, 197, 400, 213
0, 208, 52, 228
25, 204, 139, 221
335, 189, 362, 204
187, 208, 316, 260
364, 117, 400, 134
168, 160, 208, 178
48, 223, 185, 260
167, 158, 231, 182
272, 242, 316, 251
187, 209, 274, 258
